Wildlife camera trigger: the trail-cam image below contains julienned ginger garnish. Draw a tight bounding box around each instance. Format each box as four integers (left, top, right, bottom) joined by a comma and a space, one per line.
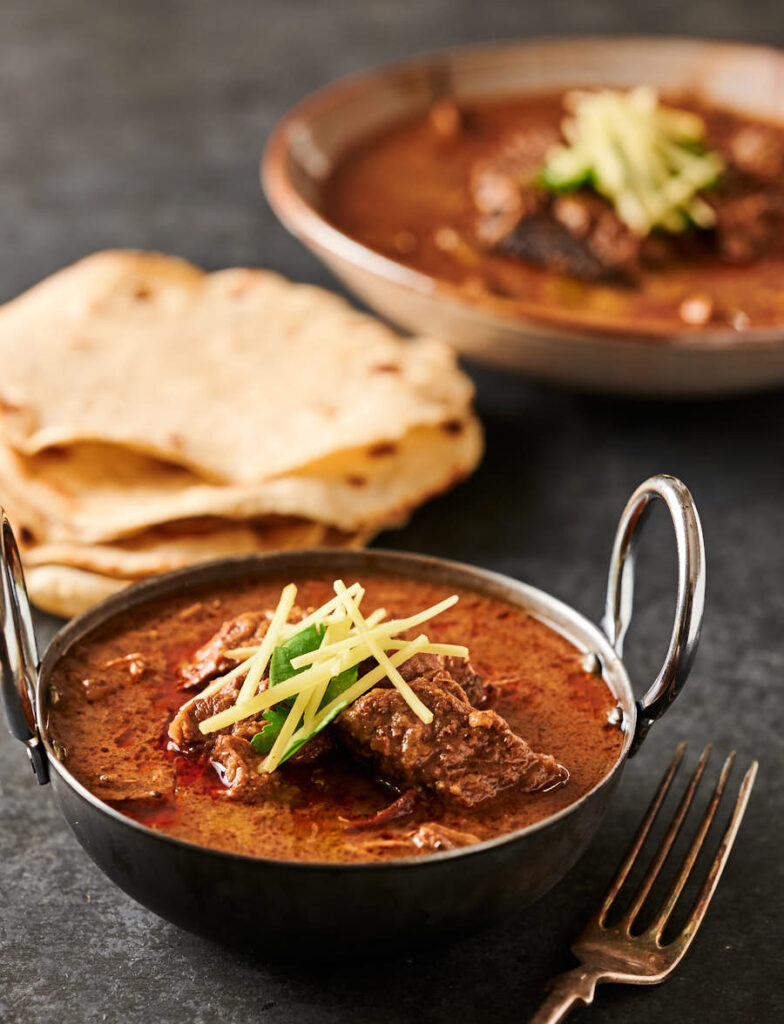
191, 581, 466, 773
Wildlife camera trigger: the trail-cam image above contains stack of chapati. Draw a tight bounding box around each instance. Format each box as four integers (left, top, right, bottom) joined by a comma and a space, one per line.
0, 251, 482, 616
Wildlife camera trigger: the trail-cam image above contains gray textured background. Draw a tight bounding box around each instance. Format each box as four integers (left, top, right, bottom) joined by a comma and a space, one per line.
1, 2, 782, 1022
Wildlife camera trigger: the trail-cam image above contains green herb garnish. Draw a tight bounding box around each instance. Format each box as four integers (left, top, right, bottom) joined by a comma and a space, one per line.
269, 622, 326, 688
249, 622, 326, 754
250, 707, 289, 755
249, 624, 360, 762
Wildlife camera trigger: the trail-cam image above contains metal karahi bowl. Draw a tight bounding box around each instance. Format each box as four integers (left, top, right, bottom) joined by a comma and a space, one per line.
1, 475, 704, 957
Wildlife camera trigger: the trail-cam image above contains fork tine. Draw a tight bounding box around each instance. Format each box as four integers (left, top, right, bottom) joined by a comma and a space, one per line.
599, 741, 686, 922
649, 751, 735, 939
624, 744, 712, 927
675, 761, 758, 947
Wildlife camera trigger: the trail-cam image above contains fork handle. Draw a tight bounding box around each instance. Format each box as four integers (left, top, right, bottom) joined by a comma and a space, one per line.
528, 966, 605, 1023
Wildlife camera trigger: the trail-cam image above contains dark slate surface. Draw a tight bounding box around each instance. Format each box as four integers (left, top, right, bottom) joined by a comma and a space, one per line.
1, 3, 782, 1022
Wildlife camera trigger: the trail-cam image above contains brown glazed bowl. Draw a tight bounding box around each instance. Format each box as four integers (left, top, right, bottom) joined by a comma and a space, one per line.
263, 35, 784, 396
1, 475, 704, 957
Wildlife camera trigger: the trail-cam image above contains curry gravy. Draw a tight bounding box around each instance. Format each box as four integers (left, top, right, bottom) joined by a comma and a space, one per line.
323, 92, 784, 334
47, 576, 625, 863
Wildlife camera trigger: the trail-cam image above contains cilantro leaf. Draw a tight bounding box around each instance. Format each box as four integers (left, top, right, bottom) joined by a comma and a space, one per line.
275, 664, 360, 767
249, 622, 362, 766
280, 689, 356, 765
269, 622, 326, 688
250, 707, 289, 755
319, 664, 358, 710
249, 622, 327, 753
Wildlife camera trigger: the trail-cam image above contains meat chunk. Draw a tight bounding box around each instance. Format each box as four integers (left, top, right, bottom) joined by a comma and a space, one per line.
210, 735, 279, 802
337, 674, 566, 807
170, 674, 333, 771
494, 194, 641, 282
725, 124, 784, 185
471, 125, 560, 227
552, 194, 644, 275
286, 731, 334, 765
470, 129, 643, 282
398, 652, 486, 706
230, 716, 334, 764
470, 131, 553, 254
229, 714, 271, 745
712, 189, 784, 264
168, 678, 242, 749
178, 611, 270, 690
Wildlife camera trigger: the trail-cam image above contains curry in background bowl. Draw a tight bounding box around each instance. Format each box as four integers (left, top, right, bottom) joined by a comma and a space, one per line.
324, 87, 784, 333
264, 36, 784, 395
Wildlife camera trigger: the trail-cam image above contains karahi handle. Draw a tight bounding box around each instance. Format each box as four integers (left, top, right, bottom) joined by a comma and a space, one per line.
0, 509, 48, 783
601, 475, 705, 754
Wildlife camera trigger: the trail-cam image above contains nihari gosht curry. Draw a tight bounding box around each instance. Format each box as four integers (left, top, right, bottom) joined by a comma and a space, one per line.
46, 575, 624, 863
324, 87, 784, 332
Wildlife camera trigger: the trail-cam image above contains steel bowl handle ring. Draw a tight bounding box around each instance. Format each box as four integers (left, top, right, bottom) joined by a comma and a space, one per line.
0, 509, 47, 783
601, 475, 705, 755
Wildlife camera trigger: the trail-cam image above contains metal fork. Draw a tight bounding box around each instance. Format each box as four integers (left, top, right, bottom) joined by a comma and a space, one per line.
530, 743, 758, 1023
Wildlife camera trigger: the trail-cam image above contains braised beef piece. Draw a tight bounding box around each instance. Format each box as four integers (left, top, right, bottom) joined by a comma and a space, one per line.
398, 652, 486, 706
489, 189, 649, 283
231, 716, 334, 764
707, 125, 784, 263
169, 673, 334, 772
470, 128, 645, 282
210, 735, 281, 802
496, 209, 638, 283
285, 732, 334, 766
724, 124, 784, 186
178, 611, 270, 690
168, 678, 243, 749
171, 603, 338, 787
470, 125, 560, 235
711, 186, 784, 264
473, 181, 643, 283
337, 671, 566, 807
